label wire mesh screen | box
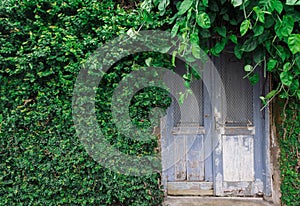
[172,66,203,127]
[219,52,254,126]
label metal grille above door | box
[219,52,253,126]
[172,65,204,127]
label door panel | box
[161,48,266,196]
[213,50,264,196]
[222,135,254,182]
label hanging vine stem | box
[260,83,284,111]
[243,59,264,79]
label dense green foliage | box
[0,0,169,205]
[279,100,300,206]
[1,0,299,205]
[142,0,300,102]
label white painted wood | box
[222,135,254,182]
[186,135,204,181]
[175,135,186,180]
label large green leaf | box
[276,45,287,61]
[230,34,238,44]
[177,0,193,15]
[211,38,227,55]
[240,19,251,36]
[171,22,180,38]
[288,34,300,54]
[275,15,294,39]
[241,38,258,52]
[265,89,277,99]
[286,0,300,5]
[202,0,208,7]
[190,32,199,45]
[280,71,293,86]
[192,44,202,59]
[234,44,243,59]
[196,12,211,29]
[244,65,253,72]
[231,0,243,7]
[249,73,260,85]
[216,26,226,38]
[272,0,283,14]
[253,6,265,23]
[158,0,170,16]
[253,25,264,37]
[267,59,277,71]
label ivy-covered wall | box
[0,0,168,205]
[278,100,300,206]
[1,0,299,205]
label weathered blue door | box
[161,49,271,197]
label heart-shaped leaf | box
[196,12,211,29]
[177,0,193,15]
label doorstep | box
[163,196,274,206]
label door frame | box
[160,52,272,197]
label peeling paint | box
[252,179,264,195]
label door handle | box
[214,116,225,130]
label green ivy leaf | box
[290,79,299,94]
[283,62,291,72]
[253,7,265,23]
[216,26,226,38]
[179,92,185,105]
[211,38,227,55]
[145,57,152,67]
[276,46,287,61]
[177,0,193,15]
[249,73,259,85]
[192,44,201,59]
[267,59,277,71]
[275,15,294,39]
[253,25,264,37]
[241,38,258,52]
[265,89,277,99]
[234,44,243,59]
[171,22,180,38]
[190,32,199,45]
[272,0,283,14]
[196,12,211,29]
[184,81,191,88]
[288,34,300,54]
[158,0,170,16]
[229,34,238,44]
[202,0,208,7]
[231,0,243,7]
[244,65,253,72]
[280,71,293,86]
[286,0,300,5]
[240,19,251,36]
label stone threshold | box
[163,196,274,206]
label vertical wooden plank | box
[166,103,175,181]
[222,135,254,182]
[203,58,213,182]
[174,135,186,180]
[187,134,204,181]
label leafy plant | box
[0,0,167,205]
[141,0,300,103]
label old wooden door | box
[161,49,270,197]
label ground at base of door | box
[163,196,274,206]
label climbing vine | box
[141,0,300,103]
